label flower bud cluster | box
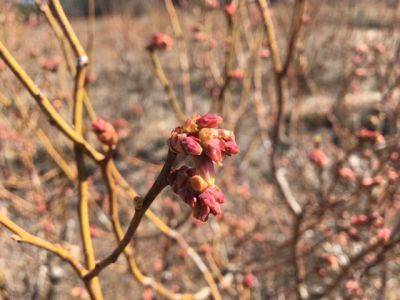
[168,113,239,221]
[170,113,239,164]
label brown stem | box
[216,10,237,115]
[311,234,400,299]
[84,150,177,280]
[101,158,186,300]
[281,0,307,78]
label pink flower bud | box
[339,167,355,182]
[147,32,173,51]
[217,129,235,140]
[259,49,270,59]
[243,274,257,288]
[197,157,216,184]
[153,258,164,273]
[193,201,211,222]
[90,226,105,238]
[182,116,199,133]
[323,254,339,271]
[92,118,118,146]
[373,216,384,228]
[387,169,399,182]
[205,138,223,163]
[193,31,207,42]
[309,149,328,168]
[170,132,187,153]
[92,118,107,133]
[224,3,236,16]
[182,136,203,155]
[361,177,375,188]
[196,113,223,128]
[228,69,245,81]
[221,139,240,155]
[377,228,391,243]
[390,152,399,161]
[199,187,222,216]
[142,288,154,300]
[357,129,385,144]
[346,280,362,296]
[208,185,225,204]
[199,244,212,254]
[169,163,229,222]
[373,43,386,54]
[350,214,369,226]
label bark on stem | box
[84,150,177,280]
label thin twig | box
[148,49,186,123]
[0,41,104,162]
[84,150,177,280]
[164,0,193,114]
[0,214,85,277]
[101,160,187,300]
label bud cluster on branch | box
[168,113,239,221]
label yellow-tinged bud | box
[199,128,219,144]
[182,116,199,133]
[188,175,209,192]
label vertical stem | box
[257,0,307,171]
[291,214,305,299]
[257,0,285,170]
[281,0,307,77]
[49,0,104,296]
[216,9,236,115]
[148,50,186,123]
[48,0,86,57]
[73,59,103,300]
[164,0,193,114]
[87,0,95,92]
